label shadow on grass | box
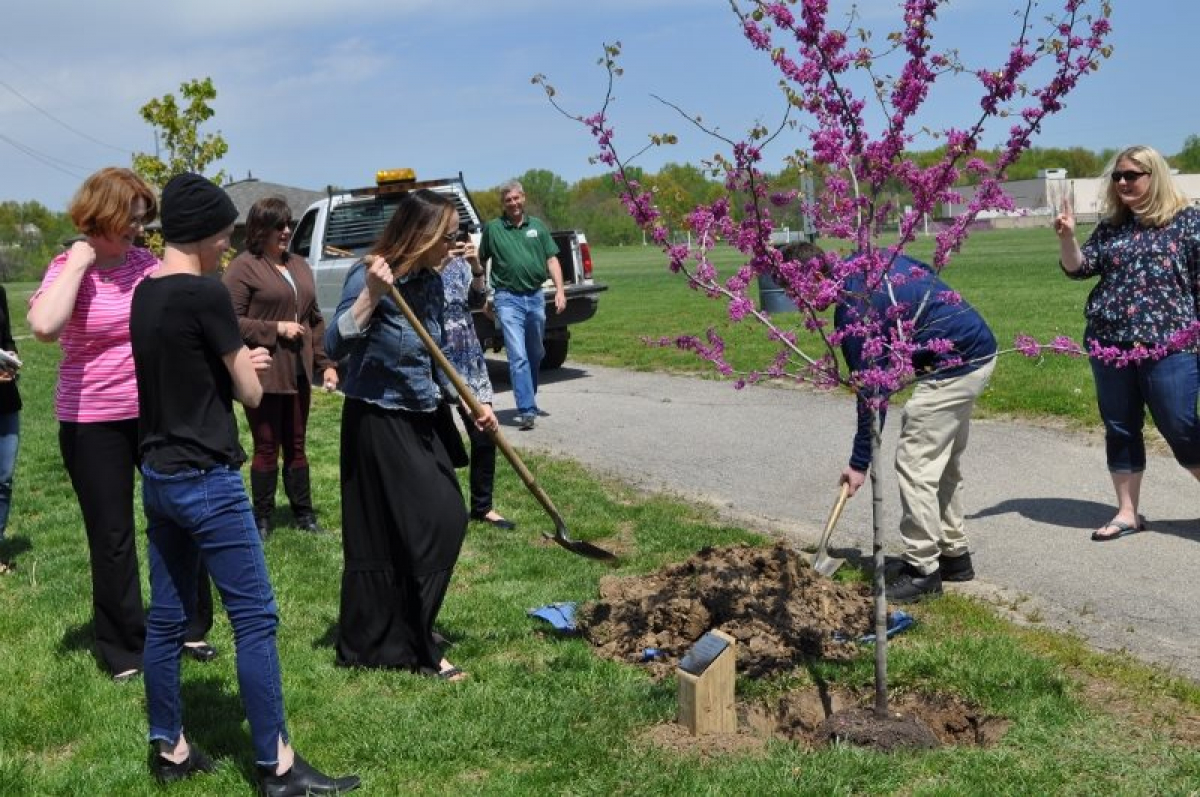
[59,622,94,655]
[0,534,31,561]
[179,675,263,787]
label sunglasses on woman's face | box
[1111,170,1149,184]
[273,221,292,231]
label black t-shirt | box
[130,274,247,474]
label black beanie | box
[160,172,238,243]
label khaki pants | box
[895,358,995,574]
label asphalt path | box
[487,360,1200,684]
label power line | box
[0,132,90,180]
[0,77,132,155]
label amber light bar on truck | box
[376,168,416,184]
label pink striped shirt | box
[33,247,160,423]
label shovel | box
[807,483,849,577]
[384,282,617,563]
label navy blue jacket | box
[835,254,996,471]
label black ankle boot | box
[888,562,943,603]
[149,740,216,783]
[251,468,278,540]
[258,752,360,796]
[282,466,323,533]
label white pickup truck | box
[288,171,606,369]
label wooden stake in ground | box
[676,629,737,735]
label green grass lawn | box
[578,227,1100,427]
[1,249,1198,795]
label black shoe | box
[469,511,516,530]
[259,753,360,796]
[295,514,325,534]
[183,642,218,663]
[888,563,943,603]
[256,516,272,541]
[149,741,216,784]
[938,551,975,582]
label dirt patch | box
[580,543,1011,752]
[580,542,876,679]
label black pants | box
[336,400,466,671]
[60,420,213,675]
[458,406,498,516]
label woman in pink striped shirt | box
[28,168,215,681]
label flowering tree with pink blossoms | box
[537,0,1112,717]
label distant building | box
[946,170,1200,227]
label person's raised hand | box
[1053,193,1075,240]
[276,321,304,340]
[364,255,395,302]
[65,240,97,270]
[247,346,272,372]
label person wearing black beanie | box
[130,173,360,793]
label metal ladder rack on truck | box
[288,169,607,369]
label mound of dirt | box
[579,542,1012,753]
[579,542,878,678]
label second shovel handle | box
[823,482,851,537]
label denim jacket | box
[325,261,459,412]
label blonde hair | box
[369,189,456,277]
[1101,145,1188,228]
[69,167,158,238]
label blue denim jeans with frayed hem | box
[0,412,18,537]
[141,464,289,766]
[494,289,546,416]
[1090,350,1200,472]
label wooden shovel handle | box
[824,482,851,537]
[384,282,565,524]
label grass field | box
[1,237,1198,794]
[576,227,1101,427]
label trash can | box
[757,272,799,314]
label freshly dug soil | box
[577,542,1011,752]
[579,542,877,678]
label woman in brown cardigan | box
[223,197,338,538]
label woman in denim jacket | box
[325,189,497,680]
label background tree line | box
[5,135,1200,280]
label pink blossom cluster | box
[539,1,1113,392]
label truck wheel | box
[541,338,569,370]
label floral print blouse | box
[441,256,494,404]
[1069,206,1200,345]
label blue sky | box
[2,1,1195,211]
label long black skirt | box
[335,398,467,671]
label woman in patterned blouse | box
[440,229,514,530]
[1056,144,1200,541]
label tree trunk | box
[870,410,889,717]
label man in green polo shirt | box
[478,180,565,431]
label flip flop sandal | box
[436,666,467,682]
[1091,517,1145,542]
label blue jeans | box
[1090,351,1200,472]
[0,412,18,536]
[141,465,289,766]
[494,289,545,415]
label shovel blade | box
[544,531,619,563]
[811,553,846,578]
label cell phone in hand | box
[0,350,21,371]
